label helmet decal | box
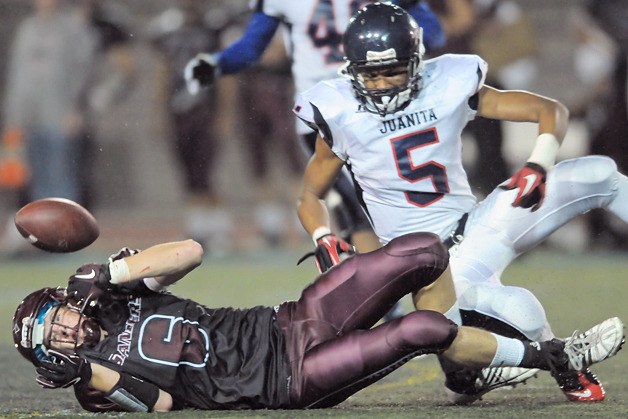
[366,48,397,62]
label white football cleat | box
[563,317,625,371]
[445,367,540,405]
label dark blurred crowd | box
[0,0,625,257]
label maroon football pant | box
[171,103,217,196]
[276,232,458,408]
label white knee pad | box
[555,156,628,223]
[457,284,551,341]
[541,155,627,228]
[554,155,618,194]
[590,157,628,223]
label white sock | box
[489,333,525,367]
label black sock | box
[519,339,567,370]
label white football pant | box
[451,155,628,341]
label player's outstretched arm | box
[121,239,204,287]
[67,240,204,303]
[184,12,280,94]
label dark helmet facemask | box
[44,304,102,356]
[341,56,423,116]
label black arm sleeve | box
[103,373,161,412]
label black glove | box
[499,162,547,211]
[184,53,218,94]
[35,350,92,389]
[298,234,356,273]
[74,382,124,413]
[67,263,113,304]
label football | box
[14,198,99,253]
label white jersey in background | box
[295,54,486,243]
[253,0,366,134]
[254,0,363,100]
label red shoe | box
[557,369,605,402]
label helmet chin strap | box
[337,61,351,78]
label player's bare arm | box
[477,85,570,210]
[66,240,204,304]
[476,85,569,142]
[297,135,345,236]
[121,240,204,287]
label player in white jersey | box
[184,1,445,271]
[295,3,628,403]
[185,0,445,322]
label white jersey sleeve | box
[294,78,356,161]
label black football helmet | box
[13,287,101,367]
[340,2,425,116]
[13,287,67,366]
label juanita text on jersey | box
[379,108,438,134]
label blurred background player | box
[74,0,138,210]
[0,0,97,255]
[570,0,628,250]
[147,0,237,254]
[184,0,445,252]
[236,32,307,246]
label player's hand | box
[312,234,356,273]
[184,53,218,95]
[35,350,92,389]
[500,162,547,211]
[67,263,113,304]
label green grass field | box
[1,246,626,418]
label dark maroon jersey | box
[79,292,291,409]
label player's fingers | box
[511,188,525,207]
[500,178,516,190]
[531,192,545,212]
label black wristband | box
[104,373,160,412]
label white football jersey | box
[294,54,488,243]
[251,0,368,133]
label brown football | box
[14,198,99,253]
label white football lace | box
[563,329,590,371]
